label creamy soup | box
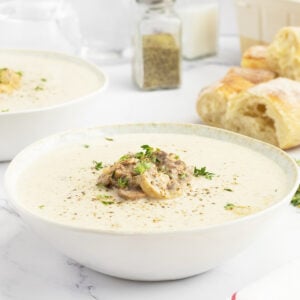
[0,50,103,112]
[16,133,288,232]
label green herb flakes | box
[224,203,235,210]
[83,144,90,148]
[135,145,157,161]
[193,166,215,180]
[291,186,300,208]
[135,152,144,159]
[224,188,233,192]
[93,161,103,170]
[105,137,114,141]
[41,78,47,82]
[34,85,44,91]
[134,162,151,174]
[96,194,112,199]
[119,154,130,162]
[101,201,114,205]
[141,144,154,155]
[1,109,9,112]
[179,173,187,179]
[38,205,45,209]
[117,177,129,188]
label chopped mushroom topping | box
[0,68,22,94]
[97,145,192,200]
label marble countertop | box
[1,36,300,300]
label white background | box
[74,0,238,35]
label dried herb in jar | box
[142,33,180,90]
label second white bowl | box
[0,49,108,161]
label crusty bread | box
[197,77,300,149]
[197,67,276,128]
[267,27,300,81]
[198,26,300,149]
[227,67,276,84]
[241,45,271,71]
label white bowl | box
[4,124,300,281]
[0,49,108,161]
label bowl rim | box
[4,122,300,236]
[0,48,109,116]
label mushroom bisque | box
[15,133,287,232]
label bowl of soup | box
[4,123,299,281]
[0,49,108,161]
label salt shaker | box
[133,0,182,90]
[177,0,219,60]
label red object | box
[231,292,237,300]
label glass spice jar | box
[133,0,182,90]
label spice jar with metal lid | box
[133,0,182,90]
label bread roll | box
[267,27,300,81]
[241,45,271,71]
[197,67,275,128]
[197,77,300,149]
[227,67,276,84]
[226,77,300,149]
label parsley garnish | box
[193,166,215,180]
[135,152,144,159]
[17,71,23,76]
[117,177,129,188]
[224,188,233,192]
[119,154,130,162]
[96,194,112,199]
[291,159,300,208]
[141,145,154,156]
[101,201,114,205]
[38,205,45,209]
[34,85,43,91]
[135,145,157,161]
[41,78,47,82]
[179,173,187,179]
[105,137,114,141]
[224,203,235,210]
[93,161,103,170]
[83,144,90,148]
[134,162,151,174]
[291,186,300,208]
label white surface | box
[235,258,300,300]
[0,36,300,299]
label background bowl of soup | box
[4,123,299,281]
[0,49,108,161]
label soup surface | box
[16,133,287,232]
[0,50,103,112]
